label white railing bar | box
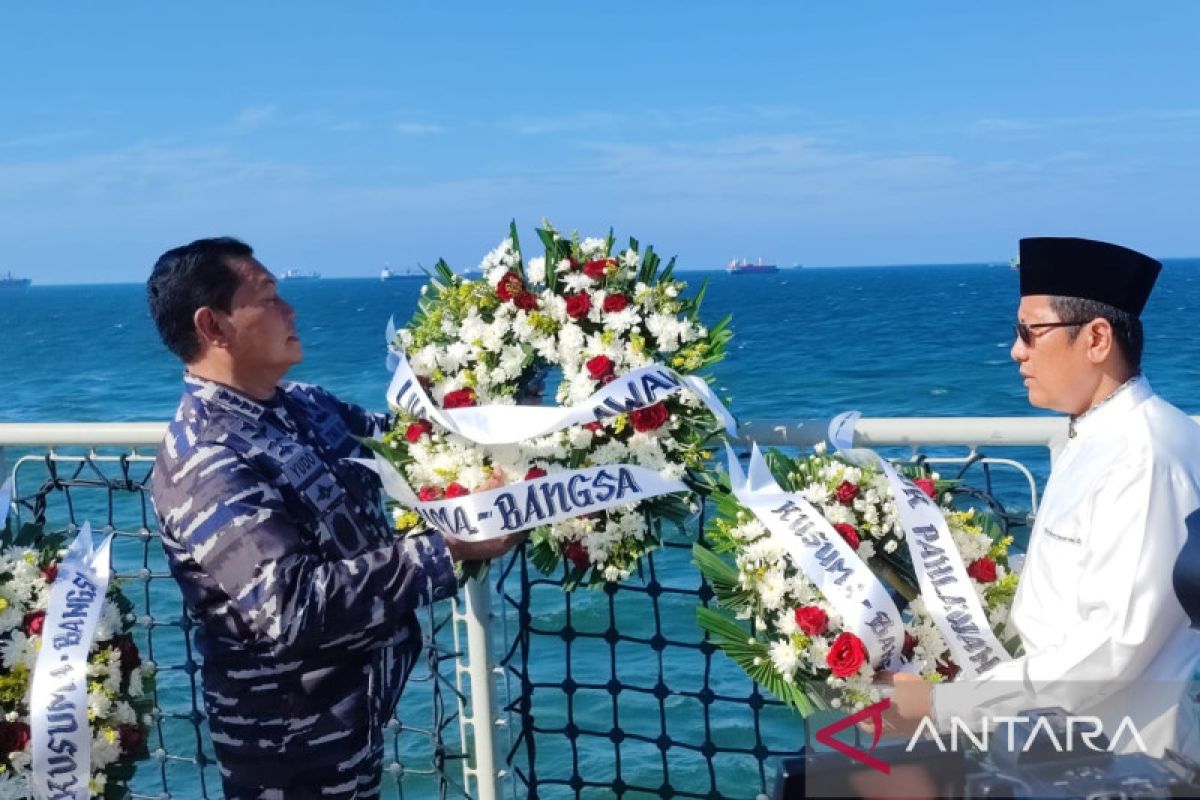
[0,416,1080,449]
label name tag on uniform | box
[283,447,323,486]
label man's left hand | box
[874,671,934,737]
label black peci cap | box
[1018,237,1161,317]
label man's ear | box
[1084,318,1115,365]
[194,307,228,350]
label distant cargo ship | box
[726,258,780,274]
[381,266,395,281]
[0,272,31,288]
[280,269,320,281]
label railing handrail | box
[0,416,1088,450]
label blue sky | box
[2,2,1199,283]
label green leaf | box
[695,607,815,715]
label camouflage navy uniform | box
[152,375,455,799]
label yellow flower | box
[0,598,8,611]
[394,511,421,531]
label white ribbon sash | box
[829,412,1010,678]
[356,454,689,541]
[385,348,737,446]
[30,522,115,800]
[726,444,906,670]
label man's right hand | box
[442,531,526,562]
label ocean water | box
[3,261,1200,798]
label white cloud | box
[229,104,278,133]
[394,121,444,135]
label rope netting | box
[5,449,471,800]
[3,446,1038,799]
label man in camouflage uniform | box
[147,238,520,799]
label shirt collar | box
[184,373,282,422]
[1068,373,1153,440]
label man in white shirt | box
[889,236,1200,759]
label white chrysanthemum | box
[481,238,516,285]
[758,570,788,611]
[0,630,36,671]
[620,248,639,268]
[769,638,801,679]
[645,313,684,352]
[91,727,122,767]
[89,689,114,721]
[526,256,547,284]
[579,237,607,257]
[560,272,594,293]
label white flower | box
[0,630,36,671]
[580,237,607,257]
[526,256,547,284]
[769,639,801,679]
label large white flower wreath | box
[374,221,732,587]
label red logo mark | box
[814,698,892,775]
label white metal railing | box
[0,416,1090,800]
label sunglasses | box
[1013,320,1089,346]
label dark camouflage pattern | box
[152,375,456,797]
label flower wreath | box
[0,514,154,798]
[694,445,1018,714]
[377,221,732,586]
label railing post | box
[453,574,502,800]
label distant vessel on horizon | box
[0,272,31,288]
[381,266,395,281]
[726,258,781,274]
[280,269,320,281]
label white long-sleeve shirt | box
[934,375,1200,758]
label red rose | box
[496,271,524,302]
[833,523,860,550]
[583,259,610,280]
[42,562,58,583]
[418,486,443,502]
[513,291,538,311]
[442,388,476,409]
[967,556,998,583]
[630,402,669,432]
[525,467,548,480]
[564,541,590,569]
[936,659,961,681]
[112,633,142,675]
[826,632,868,678]
[444,483,469,499]
[405,419,433,443]
[903,632,918,659]
[22,610,45,636]
[565,293,592,319]
[914,478,937,498]
[602,293,630,313]
[586,355,615,381]
[835,480,859,506]
[0,721,31,754]
[583,421,603,432]
[793,606,829,636]
[118,724,144,756]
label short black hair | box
[1048,295,1145,373]
[147,237,253,363]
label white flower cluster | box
[385,228,724,583]
[707,450,1017,712]
[0,544,153,794]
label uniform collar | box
[1068,373,1152,440]
[184,373,283,422]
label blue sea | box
[3,261,1200,799]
